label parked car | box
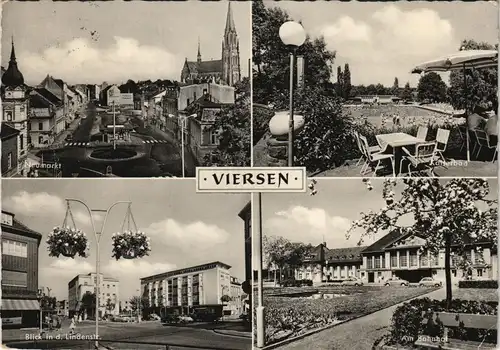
[418,277,442,287]
[65,135,73,142]
[161,314,180,324]
[341,277,363,286]
[147,313,161,321]
[178,315,194,323]
[384,277,409,287]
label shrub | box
[253,104,275,145]
[387,297,498,346]
[458,280,498,289]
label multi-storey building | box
[1,124,20,177]
[228,276,244,317]
[1,40,29,176]
[141,261,242,316]
[1,210,42,328]
[293,230,497,285]
[68,273,120,318]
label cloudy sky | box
[257,178,498,259]
[1,1,250,85]
[268,1,497,87]
[2,180,249,301]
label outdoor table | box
[376,132,424,174]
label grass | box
[262,285,439,344]
[452,288,498,302]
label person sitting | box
[467,105,487,131]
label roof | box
[35,88,62,105]
[325,246,366,263]
[140,261,232,282]
[238,202,251,219]
[1,123,20,140]
[2,42,24,87]
[30,91,54,109]
[53,78,64,89]
[362,229,405,254]
[1,211,43,240]
[186,60,223,74]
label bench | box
[415,311,497,349]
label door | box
[368,272,375,283]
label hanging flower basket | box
[46,227,89,258]
[111,231,151,260]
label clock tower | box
[2,38,29,176]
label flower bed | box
[46,227,89,258]
[458,280,498,289]
[111,231,151,260]
[261,286,438,345]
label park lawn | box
[263,285,439,344]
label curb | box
[212,328,252,339]
[258,288,441,350]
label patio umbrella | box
[411,49,498,161]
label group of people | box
[465,100,498,145]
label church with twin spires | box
[180,2,241,87]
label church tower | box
[2,38,29,176]
[197,37,202,64]
[221,2,241,86]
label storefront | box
[2,298,40,328]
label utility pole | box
[112,101,116,150]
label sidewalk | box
[273,287,446,350]
[52,117,81,147]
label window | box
[193,92,197,101]
[366,258,373,269]
[432,254,439,266]
[451,254,459,267]
[38,136,44,144]
[7,153,13,170]
[209,130,219,145]
[2,270,28,287]
[475,250,484,264]
[381,255,385,269]
[5,111,13,121]
[2,239,28,258]
[477,269,483,277]
[374,257,381,269]
[19,135,23,150]
[399,254,408,267]
[20,106,25,113]
[409,252,418,267]
[38,122,43,131]
[390,254,397,268]
[187,98,190,106]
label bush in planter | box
[387,297,498,346]
[458,280,498,289]
[46,227,89,258]
[111,231,151,260]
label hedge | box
[279,279,314,287]
[387,297,498,346]
[458,280,498,289]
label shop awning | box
[2,299,40,310]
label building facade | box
[1,40,29,176]
[1,124,20,177]
[28,90,56,148]
[1,210,43,328]
[359,231,498,284]
[141,261,242,316]
[180,2,240,86]
[68,273,120,318]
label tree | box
[343,64,351,99]
[119,79,137,94]
[391,77,399,97]
[401,82,413,102]
[105,298,115,315]
[80,292,96,318]
[348,178,497,309]
[417,72,447,103]
[202,77,250,166]
[252,0,336,106]
[336,66,343,98]
[448,40,498,112]
[129,296,142,314]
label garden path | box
[274,287,447,350]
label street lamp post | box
[37,289,44,336]
[279,21,306,167]
[255,192,265,348]
[65,199,132,349]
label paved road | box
[3,321,251,350]
[274,287,447,350]
[36,103,196,177]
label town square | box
[1,179,251,349]
[1,1,250,178]
[253,1,498,177]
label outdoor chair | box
[359,135,395,177]
[399,142,437,177]
[354,131,381,169]
[433,128,450,163]
[474,129,498,162]
[416,126,428,141]
[457,125,468,152]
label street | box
[3,320,251,350]
[35,102,197,177]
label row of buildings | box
[1,40,88,177]
[292,229,497,284]
[1,201,252,328]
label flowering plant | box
[111,231,151,260]
[46,227,89,258]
